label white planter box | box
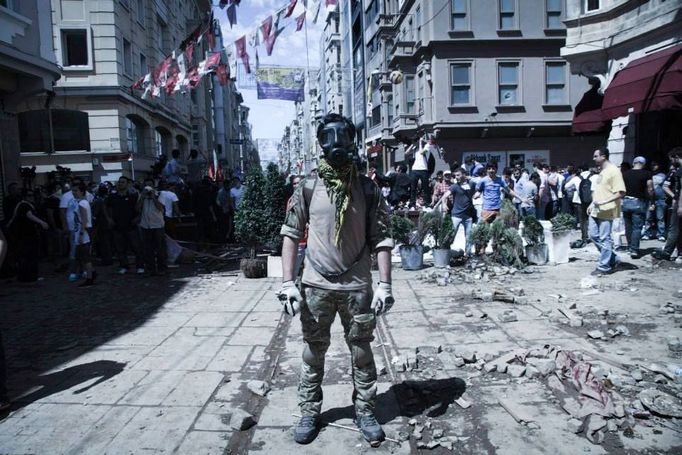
[267,255,283,278]
[552,232,572,264]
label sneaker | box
[117,268,128,275]
[652,250,672,261]
[136,268,145,274]
[0,397,10,412]
[630,252,640,260]
[293,415,320,444]
[658,236,666,242]
[675,257,682,264]
[641,235,651,241]
[591,268,614,276]
[68,273,78,282]
[356,414,385,447]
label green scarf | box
[317,159,357,247]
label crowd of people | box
[0,150,247,285]
[369,144,682,266]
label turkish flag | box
[235,36,250,73]
[295,12,305,31]
[260,16,273,41]
[284,0,297,18]
[216,64,229,85]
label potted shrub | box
[550,213,576,264]
[431,213,455,268]
[470,222,492,256]
[390,214,424,270]
[522,215,548,265]
[490,220,524,267]
[234,167,268,278]
[262,163,288,277]
[500,199,519,229]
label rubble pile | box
[416,260,531,287]
[405,417,469,450]
[450,344,682,445]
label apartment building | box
[16,0,215,183]
[359,0,604,172]
[0,0,61,218]
[319,5,344,116]
[561,0,681,165]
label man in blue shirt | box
[438,168,476,256]
[474,164,525,223]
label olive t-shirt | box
[281,177,393,291]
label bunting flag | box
[260,16,273,42]
[184,42,195,65]
[325,0,337,5]
[152,56,172,87]
[226,3,237,27]
[234,36,250,74]
[295,11,305,31]
[199,52,222,76]
[187,65,201,88]
[265,28,284,56]
[284,0,297,18]
[132,76,144,90]
[165,62,180,94]
[216,64,230,85]
[174,52,187,92]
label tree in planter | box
[437,215,456,250]
[522,215,545,246]
[389,214,415,245]
[234,167,269,259]
[550,213,576,235]
[470,222,491,256]
[500,199,519,229]
[262,163,288,254]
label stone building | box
[0,0,61,218]
[346,0,605,173]
[319,5,344,116]
[561,0,681,165]
[18,0,215,183]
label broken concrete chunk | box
[426,441,440,449]
[654,374,668,384]
[229,409,257,431]
[432,428,444,439]
[498,310,518,323]
[456,349,477,363]
[638,388,682,418]
[667,336,682,353]
[507,364,526,378]
[567,418,583,434]
[455,397,471,409]
[408,418,418,426]
[525,365,541,379]
[465,311,474,318]
[631,369,643,382]
[246,380,270,397]
[453,357,466,367]
[569,318,584,328]
[528,359,556,376]
[483,362,497,373]
[587,330,604,339]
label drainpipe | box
[44,91,55,154]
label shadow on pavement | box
[320,377,467,425]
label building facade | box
[561,0,681,165]
[349,0,605,173]
[0,0,61,218]
[319,5,344,116]
[17,0,216,183]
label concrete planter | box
[399,245,423,270]
[267,255,283,278]
[432,248,451,268]
[552,232,571,264]
[240,258,267,278]
[525,244,549,265]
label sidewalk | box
[0,243,680,454]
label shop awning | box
[602,43,682,119]
[572,85,611,134]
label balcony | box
[388,41,416,67]
[376,14,396,36]
[325,32,341,51]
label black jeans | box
[141,228,167,273]
[113,228,143,269]
[0,328,7,400]
[575,203,589,241]
[410,170,431,205]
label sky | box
[213,0,325,145]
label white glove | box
[276,280,302,316]
[371,282,394,316]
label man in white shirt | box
[158,182,180,238]
[137,180,167,276]
[71,182,95,287]
[409,139,431,207]
[59,176,94,281]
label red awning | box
[602,43,682,119]
[572,85,611,134]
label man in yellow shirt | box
[587,147,626,275]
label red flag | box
[284,0,297,18]
[226,4,237,27]
[187,66,200,88]
[132,76,144,90]
[216,64,230,85]
[184,42,194,64]
[295,11,305,31]
[205,52,221,69]
[235,36,250,74]
[265,30,279,56]
[325,0,337,5]
[260,16,273,41]
[165,63,180,94]
[152,56,172,85]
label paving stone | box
[229,409,257,431]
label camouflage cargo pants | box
[298,285,377,417]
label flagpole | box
[303,4,312,175]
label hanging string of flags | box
[130,0,338,100]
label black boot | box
[293,415,320,444]
[356,414,385,447]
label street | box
[0,242,680,454]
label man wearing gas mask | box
[278,113,394,447]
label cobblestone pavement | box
[0,240,680,454]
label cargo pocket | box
[348,313,376,343]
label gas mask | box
[318,121,357,168]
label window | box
[405,75,415,114]
[137,0,145,23]
[139,53,146,77]
[387,94,394,124]
[545,61,567,104]
[157,16,167,52]
[451,0,468,30]
[192,125,200,147]
[499,0,516,30]
[61,29,89,66]
[371,106,381,127]
[450,62,471,105]
[0,0,14,9]
[546,0,562,28]
[123,38,132,75]
[497,62,519,105]
[18,110,91,152]
[585,0,599,12]
[120,0,130,9]
[415,5,422,41]
[126,118,138,154]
